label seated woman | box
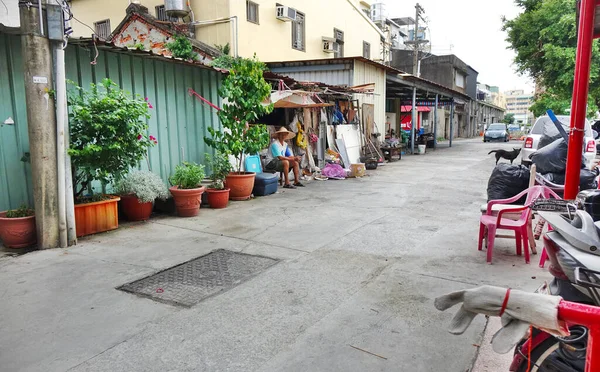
[265,127,305,189]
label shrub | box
[205,152,232,190]
[169,162,205,190]
[68,79,156,197]
[4,205,34,218]
[166,34,199,61]
[115,171,169,203]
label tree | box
[502,113,516,124]
[204,56,273,172]
[503,0,600,116]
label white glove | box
[434,286,568,354]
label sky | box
[384,0,535,93]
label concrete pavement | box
[0,138,550,371]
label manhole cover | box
[118,250,279,307]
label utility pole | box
[20,0,60,249]
[409,3,426,76]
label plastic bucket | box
[418,145,426,155]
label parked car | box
[521,115,596,168]
[483,123,509,142]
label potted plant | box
[169,162,206,217]
[205,152,232,209]
[205,56,273,201]
[115,171,169,221]
[68,79,157,236]
[0,205,36,248]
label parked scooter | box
[510,193,600,371]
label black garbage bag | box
[541,172,565,185]
[538,133,563,150]
[530,139,569,174]
[487,164,531,203]
[580,169,598,190]
[540,170,597,190]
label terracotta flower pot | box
[74,195,120,237]
[206,188,230,209]
[224,172,256,201]
[120,194,153,221]
[169,186,205,217]
[0,212,37,248]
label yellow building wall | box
[353,60,386,136]
[69,0,231,45]
[69,0,162,37]
[70,0,383,63]
[228,0,383,62]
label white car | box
[521,115,596,169]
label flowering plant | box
[68,78,156,197]
[115,171,169,203]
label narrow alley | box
[0,139,548,372]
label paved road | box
[0,138,549,372]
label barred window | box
[292,12,305,51]
[155,5,179,22]
[94,19,111,39]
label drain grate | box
[118,249,279,307]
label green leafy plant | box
[5,205,34,218]
[133,42,145,51]
[215,42,231,56]
[68,78,156,198]
[204,56,273,172]
[210,54,236,69]
[169,162,205,190]
[166,34,199,61]
[205,152,232,190]
[115,170,169,203]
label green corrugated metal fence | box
[0,33,33,211]
[0,33,223,210]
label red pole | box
[564,0,597,199]
[558,300,600,371]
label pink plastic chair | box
[479,186,561,264]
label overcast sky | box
[385,0,535,93]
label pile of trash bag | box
[530,139,571,174]
[487,164,531,203]
[531,138,597,190]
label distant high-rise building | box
[505,90,535,124]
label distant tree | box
[502,113,516,124]
[503,0,600,117]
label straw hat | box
[272,127,296,140]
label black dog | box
[488,148,521,165]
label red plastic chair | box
[479,186,561,264]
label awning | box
[400,105,431,112]
[270,91,333,108]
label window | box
[155,5,179,22]
[292,11,305,51]
[94,19,111,39]
[246,1,259,24]
[334,28,344,58]
[363,41,371,59]
[455,71,465,88]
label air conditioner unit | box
[276,5,297,22]
[322,37,337,53]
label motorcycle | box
[510,192,600,371]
